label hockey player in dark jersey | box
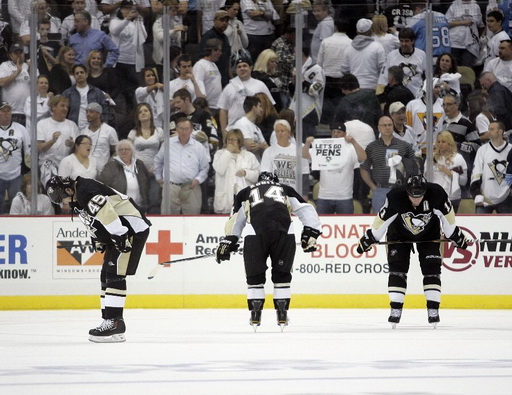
[356,174,468,328]
[46,175,151,342]
[216,171,322,331]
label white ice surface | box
[1,309,511,395]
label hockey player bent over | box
[216,172,322,331]
[356,175,468,328]
[46,175,151,342]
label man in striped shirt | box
[360,115,419,213]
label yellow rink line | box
[1,294,511,310]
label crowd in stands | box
[1,0,512,216]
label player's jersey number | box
[249,185,286,207]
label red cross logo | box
[146,230,183,266]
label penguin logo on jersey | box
[0,137,20,160]
[401,211,433,235]
[487,159,507,184]
[398,62,419,87]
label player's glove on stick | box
[301,226,321,252]
[448,226,468,249]
[216,235,239,263]
[111,233,132,253]
[92,237,106,253]
[357,229,377,254]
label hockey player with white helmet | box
[216,171,321,331]
[356,174,468,328]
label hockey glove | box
[90,237,106,253]
[301,226,322,253]
[448,226,468,249]
[216,235,239,264]
[111,233,132,253]
[357,229,377,254]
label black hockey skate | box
[427,309,440,328]
[388,308,402,329]
[249,300,264,332]
[275,300,289,332]
[89,318,126,343]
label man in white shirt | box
[378,28,427,97]
[318,17,352,124]
[218,57,275,139]
[0,102,30,214]
[484,39,512,93]
[169,54,207,103]
[231,96,269,161]
[154,118,209,214]
[0,44,33,126]
[192,38,223,112]
[81,102,119,173]
[37,96,80,186]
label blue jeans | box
[316,198,354,214]
[371,187,391,214]
[475,196,512,214]
[0,175,22,214]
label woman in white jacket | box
[212,129,260,213]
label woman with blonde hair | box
[371,14,399,54]
[252,49,283,111]
[432,131,468,212]
[212,129,260,213]
[48,46,75,94]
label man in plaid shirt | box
[271,27,295,108]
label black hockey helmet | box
[258,171,279,183]
[406,174,427,197]
[46,175,74,204]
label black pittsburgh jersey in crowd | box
[225,180,321,237]
[73,177,151,244]
[371,182,456,242]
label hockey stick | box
[147,247,246,279]
[147,253,216,280]
[377,238,512,246]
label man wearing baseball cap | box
[217,55,274,139]
[340,18,386,91]
[0,44,32,126]
[302,122,366,214]
[388,101,420,156]
[199,10,231,87]
[81,102,119,173]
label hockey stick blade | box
[377,238,512,246]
